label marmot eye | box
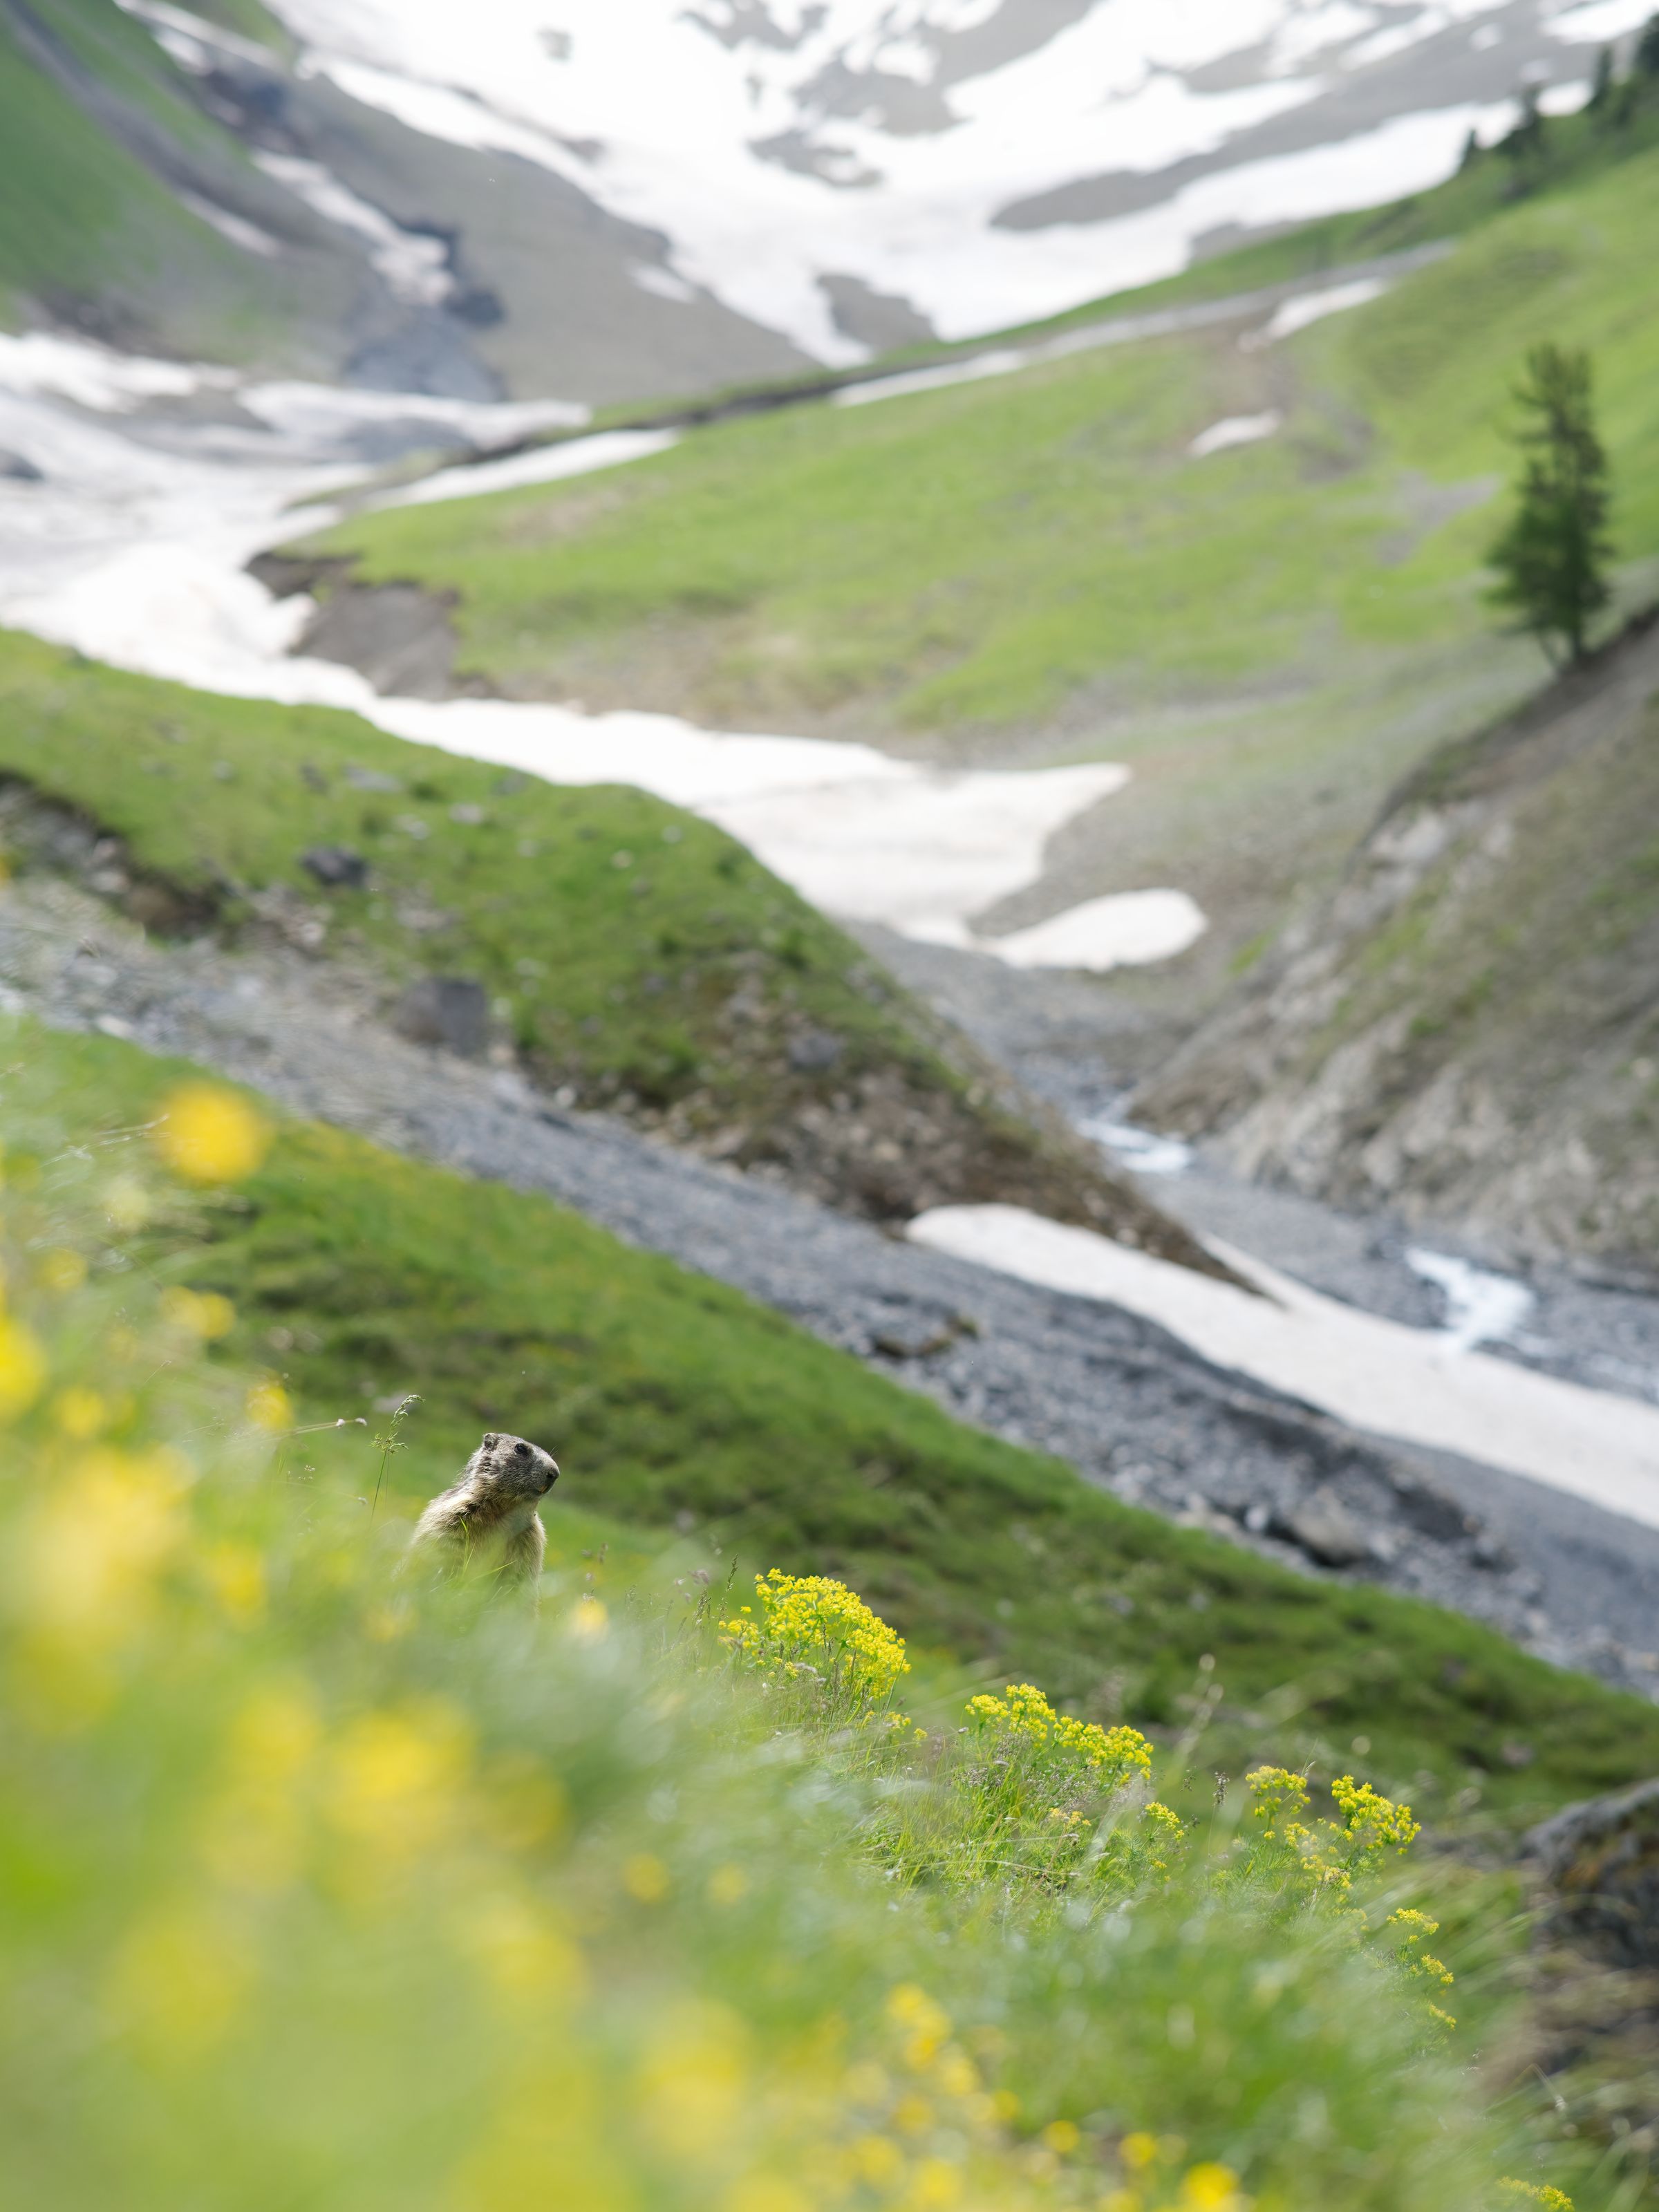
[514,1441,529,1459]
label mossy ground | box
[12,1015,1659,1828]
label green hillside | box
[0,0,341,360]
[0,1091,1606,2209]
[306,122,1659,976]
[0,628,1208,1255]
[10,1014,1659,1823]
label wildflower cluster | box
[967,1683,1153,1793]
[723,1568,912,1712]
[1388,1909,1457,2034]
[1245,1768,1420,1900]
[959,1684,1181,1897]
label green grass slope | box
[0,0,343,359]
[0,628,1210,1256]
[306,122,1659,980]
[2,1109,1604,2211]
[10,1014,1659,1824]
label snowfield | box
[247,0,1600,356]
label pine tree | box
[1587,44,1617,113]
[1486,345,1614,668]
[1637,13,1659,75]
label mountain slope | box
[1139,610,1659,1277]
[0,0,812,397]
[0,626,1218,1261]
[16,1012,1659,1815]
[256,0,1620,357]
[299,116,1659,1013]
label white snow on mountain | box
[238,0,1618,360]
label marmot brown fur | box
[406,1432,559,1595]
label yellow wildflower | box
[160,1286,236,1340]
[623,1853,671,1902]
[722,1568,910,1705]
[37,1248,88,1294]
[0,1313,45,1421]
[151,1082,272,1184]
[245,1379,292,1432]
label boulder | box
[395,975,490,1058]
[1528,1777,1659,1968]
[301,845,368,890]
[788,1029,844,1075]
[1279,1486,1372,1568]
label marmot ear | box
[482,1432,500,1450]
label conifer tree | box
[1486,344,1614,668]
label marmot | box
[406,1431,559,1595]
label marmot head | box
[468,1432,559,1502]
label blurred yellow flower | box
[727,2179,812,2212]
[1122,2135,1159,2171]
[24,1447,190,1644]
[152,1083,272,1185]
[708,1861,750,1906]
[851,2135,905,2186]
[1182,2164,1244,2211]
[160,1286,236,1340]
[570,1594,609,1639]
[906,2159,964,2209]
[201,1540,267,1628]
[38,1247,88,1294]
[105,1904,254,2062]
[0,1315,46,1421]
[640,2005,747,2158]
[325,1701,473,1859]
[1044,2121,1080,2155]
[53,1387,107,1440]
[457,1892,585,2007]
[245,1379,292,1432]
[623,1852,670,1903]
[103,1176,153,1232]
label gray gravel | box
[6,870,1659,1703]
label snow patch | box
[908,1204,1659,1530]
[254,153,453,304]
[252,1,1533,353]
[1242,274,1389,346]
[0,332,233,413]
[1190,411,1282,458]
[978,889,1208,970]
[377,428,680,509]
[1405,1247,1535,1354]
[1546,0,1657,40]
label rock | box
[1279,1486,1372,1568]
[1528,1777,1659,1967]
[0,449,44,482]
[394,975,490,1058]
[301,845,368,890]
[789,1030,844,1074]
[343,765,403,794]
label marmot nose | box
[543,1461,560,1494]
